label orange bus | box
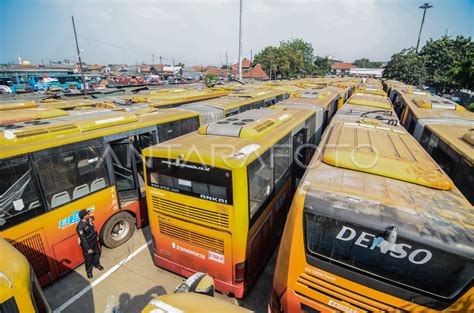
[270,91,473,312]
[0,108,203,285]
[143,106,318,298]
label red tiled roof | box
[87,64,104,70]
[206,68,230,76]
[331,63,355,70]
[243,64,269,80]
[192,65,208,72]
[232,58,252,69]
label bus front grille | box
[152,197,229,228]
[158,220,224,254]
[14,234,50,278]
[296,273,399,312]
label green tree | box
[313,56,331,76]
[203,74,218,87]
[420,35,473,92]
[253,38,313,78]
[383,48,427,85]
[280,38,314,75]
[353,58,383,68]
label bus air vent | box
[322,122,453,190]
[296,273,398,312]
[158,220,224,254]
[253,120,275,132]
[152,197,229,228]
[14,128,49,138]
[462,130,474,146]
[14,234,50,278]
[48,123,79,133]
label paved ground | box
[44,226,275,313]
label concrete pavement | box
[44,226,274,313]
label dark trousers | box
[83,240,101,275]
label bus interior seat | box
[91,178,106,192]
[51,191,71,208]
[73,184,90,199]
[28,200,41,211]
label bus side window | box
[0,156,45,230]
[273,135,291,190]
[180,116,200,134]
[248,150,273,223]
[35,144,110,210]
[157,121,180,142]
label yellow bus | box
[143,107,318,298]
[0,99,38,111]
[119,88,230,108]
[0,237,51,312]
[270,93,473,312]
[419,123,473,205]
[0,108,203,285]
[278,86,346,142]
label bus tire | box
[101,211,135,248]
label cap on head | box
[78,209,89,220]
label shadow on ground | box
[118,285,167,312]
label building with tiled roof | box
[242,64,269,80]
[232,58,252,70]
[331,62,356,75]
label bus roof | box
[0,238,30,303]
[119,89,230,107]
[0,100,38,111]
[346,93,392,109]
[0,108,198,158]
[0,107,68,124]
[322,120,452,190]
[427,123,474,165]
[143,107,315,169]
[281,87,340,110]
[401,93,472,121]
[302,122,473,258]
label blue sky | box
[0,0,472,66]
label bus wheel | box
[101,211,135,248]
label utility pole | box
[238,0,243,80]
[225,52,228,69]
[159,56,163,72]
[250,49,253,63]
[269,61,272,81]
[152,54,155,65]
[415,3,433,53]
[71,16,87,98]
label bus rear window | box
[146,157,233,205]
[304,213,473,299]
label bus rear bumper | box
[153,253,245,298]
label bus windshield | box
[146,157,233,205]
[304,213,473,299]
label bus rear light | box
[234,261,245,284]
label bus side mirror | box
[174,272,215,297]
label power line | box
[76,33,196,66]
[77,33,152,56]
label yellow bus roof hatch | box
[322,122,453,190]
[198,109,292,139]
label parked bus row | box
[0,80,332,286]
[140,79,358,297]
[385,81,473,205]
[270,86,473,312]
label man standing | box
[76,209,104,278]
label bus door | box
[106,128,157,224]
[109,138,140,207]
